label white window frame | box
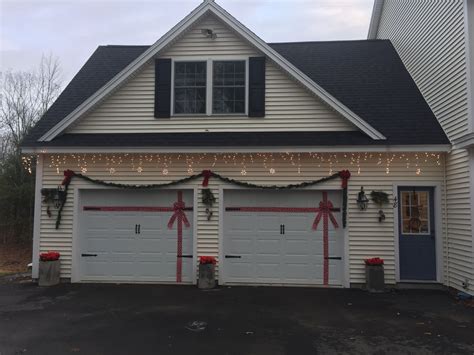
[170,56,249,117]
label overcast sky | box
[1,0,374,85]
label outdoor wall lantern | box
[54,185,66,209]
[356,187,369,211]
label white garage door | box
[223,190,344,286]
[78,189,193,283]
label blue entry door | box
[398,187,436,281]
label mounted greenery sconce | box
[41,186,67,218]
[356,187,369,211]
[201,188,216,221]
[370,190,390,222]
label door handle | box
[177,255,193,258]
[135,224,138,234]
[138,224,140,234]
[225,255,242,259]
[81,253,98,257]
[325,256,342,260]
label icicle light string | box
[21,152,442,176]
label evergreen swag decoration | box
[40,188,56,218]
[201,188,216,206]
[54,169,351,229]
[202,188,216,221]
[370,191,390,206]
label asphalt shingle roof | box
[22,40,449,148]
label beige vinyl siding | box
[376,0,473,293]
[377,1,469,140]
[67,14,355,134]
[39,153,445,285]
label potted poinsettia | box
[38,251,61,286]
[198,256,216,289]
[364,257,385,292]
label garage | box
[77,189,194,283]
[223,190,344,286]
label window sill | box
[170,114,249,119]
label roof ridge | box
[269,39,390,45]
[100,45,151,48]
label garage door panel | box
[82,261,109,277]
[225,261,254,281]
[226,215,254,231]
[79,189,194,283]
[255,236,280,254]
[224,190,343,286]
[282,215,309,232]
[85,239,111,253]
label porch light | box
[356,187,369,211]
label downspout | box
[443,152,449,288]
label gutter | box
[21,145,452,154]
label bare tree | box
[0,54,62,150]
[0,54,62,245]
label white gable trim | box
[39,0,386,142]
[368,0,385,39]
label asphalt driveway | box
[0,282,473,355]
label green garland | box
[55,169,350,229]
[370,190,390,206]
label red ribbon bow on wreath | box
[62,169,75,185]
[312,200,339,230]
[201,170,212,187]
[167,201,191,229]
[339,170,351,189]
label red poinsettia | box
[40,251,61,262]
[199,256,217,265]
[364,257,384,266]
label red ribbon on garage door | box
[167,191,191,283]
[225,191,339,286]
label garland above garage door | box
[52,169,351,229]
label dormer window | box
[212,61,246,114]
[174,61,207,114]
[166,57,263,118]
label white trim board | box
[38,0,385,142]
[368,0,385,39]
[31,155,44,279]
[22,145,451,154]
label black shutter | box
[154,58,172,118]
[248,57,265,117]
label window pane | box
[235,87,245,100]
[213,60,246,114]
[174,101,184,114]
[174,61,206,114]
[196,88,206,101]
[175,63,186,74]
[400,191,430,235]
[234,101,245,113]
